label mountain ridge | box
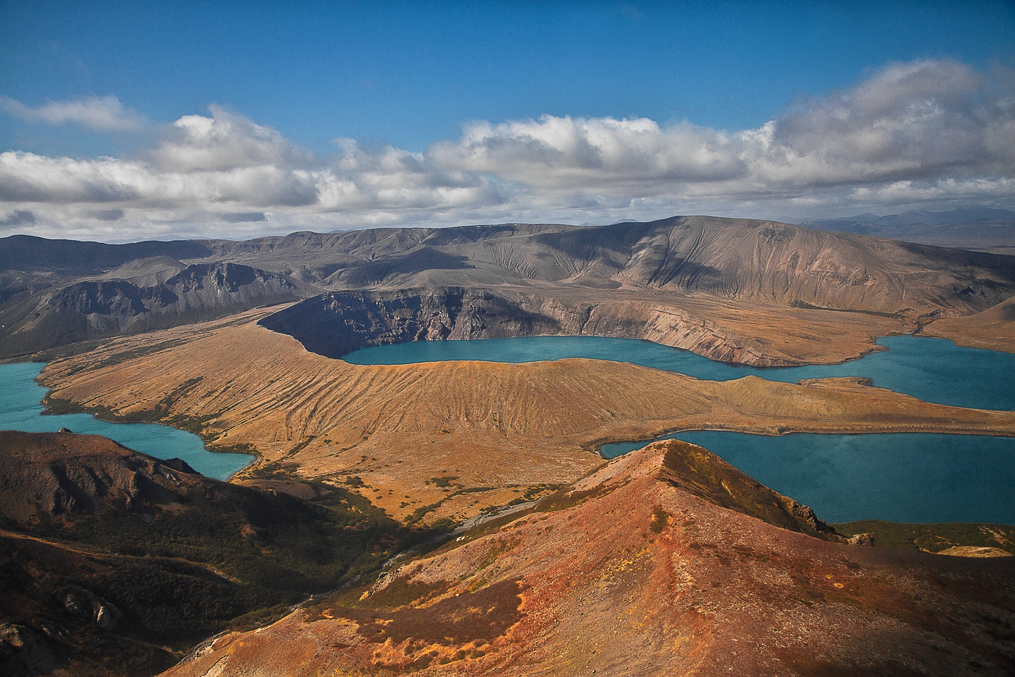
[159,440,1015,677]
[5,215,1014,361]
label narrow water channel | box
[0,362,253,481]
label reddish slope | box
[162,441,1015,676]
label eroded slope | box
[5,216,1015,360]
[38,310,1015,523]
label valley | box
[34,307,1015,524]
[2,216,1015,675]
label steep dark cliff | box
[258,288,562,359]
[0,262,299,358]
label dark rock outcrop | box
[258,287,561,359]
[62,588,122,629]
[0,624,58,677]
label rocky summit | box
[161,440,1015,677]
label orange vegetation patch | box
[158,441,1015,676]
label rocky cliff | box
[258,287,562,359]
[260,286,804,365]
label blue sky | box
[1,0,1013,241]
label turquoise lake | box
[346,334,1015,411]
[0,362,253,481]
[3,334,1013,522]
[347,334,1015,524]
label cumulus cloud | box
[429,116,745,189]
[151,105,313,172]
[431,59,1013,198]
[0,95,147,132]
[758,60,1015,184]
[1,59,1012,240]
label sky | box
[1,0,1013,242]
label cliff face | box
[260,286,863,366]
[0,262,299,357]
[258,288,562,359]
[159,440,1015,677]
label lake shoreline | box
[0,362,255,481]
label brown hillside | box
[0,431,435,677]
[923,295,1015,353]
[6,216,1015,359]
[160,441,1015,677]
[39,309,1015,523]
[200,217,1015,315]
[0,431,202,525]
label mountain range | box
[2,215,1015,676]
[802,208,1015,252]
[3,215,1014,362]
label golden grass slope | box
[923,295,1015,353]
[39,309,1015,522]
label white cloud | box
[429,59,1013,196]
[151,105,312,172]
[1,59,1013,241]
[0,95,147,132]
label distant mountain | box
[838,208,1015,227]
[3,215,1015,360]
[802,208,1015,251]
[0,261,300,358]
[0,234,213,274]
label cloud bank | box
[1,59,1012,240]
[0,95,147,132]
